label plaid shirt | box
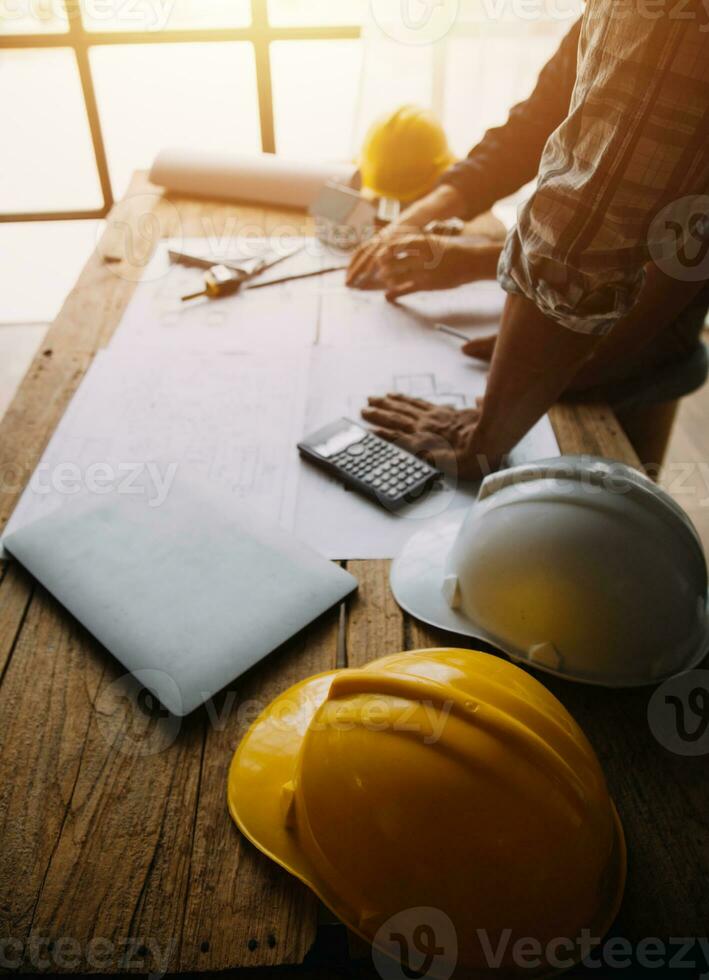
[494,0,709,334]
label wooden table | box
[1,174,706,977]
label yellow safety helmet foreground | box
[359,105,456,203]
[228,649,626,978]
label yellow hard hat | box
[228,648,626,977]
[359,105,456,203]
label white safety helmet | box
[391,457,709,687]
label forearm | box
[396,184,467,228]
[471,294,601,460]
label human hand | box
[374,237,503,301]
[346,184,468,290]
[461,335,497,362]
[346,223,424,290]
[360,393,495,481]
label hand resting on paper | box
[360,393,496,481]
[349,233,503,301]
[371,236,503,302]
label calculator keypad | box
[330,433,437,502]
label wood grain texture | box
[345,561,404,666]
[0,561,33,679]
[549,402,640,464]
[178,609,341,973]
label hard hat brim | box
[390,507,489,639]
[390,508,709,688]
[227,670,336,899]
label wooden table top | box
[0,173,706,976]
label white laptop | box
[3,472,356,715]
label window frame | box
[0,0,361,222]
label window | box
[0,0,362,221]
[2,0,582,222]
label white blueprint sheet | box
[110,237,506,354]
[297,345,558,558]
[111,238,341,353]
[4,239,559,559]
[1,349,309,558]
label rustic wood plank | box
[179,606,341,973]
[0,561,33,679]
[0,587,103,957]
[549,402,640,464]
[345,560,405,667]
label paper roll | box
[149,148,358,210]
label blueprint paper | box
[294,344,559,559]
[4,238,559,560]
[1,348,310,558]
[109,237,506,355]
[109,238,331,353]
[318,278,506,348]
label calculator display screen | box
[312,423,366,458]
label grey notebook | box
[4,474,356,715]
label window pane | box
[80,0,251,31]
[268,0,365,26]
[272,40,361,160]
[0,0,67,34]
[444,30,573,156]
[90,42,261,198]
[0,49,102,213]
[0,220,102,321]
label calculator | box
[298,418,441,510]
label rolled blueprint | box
[149,148,358,210]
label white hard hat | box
[391,457,709,687]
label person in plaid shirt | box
[350,0,709,474]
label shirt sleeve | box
[498,0,709,334]
[439,19,581,219]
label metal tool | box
[182,261,348,302]
[433,322,470,342]
[170,242,303,276]
[181,264,246,302]
[176,242,305,301]
[245,264,348,290]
